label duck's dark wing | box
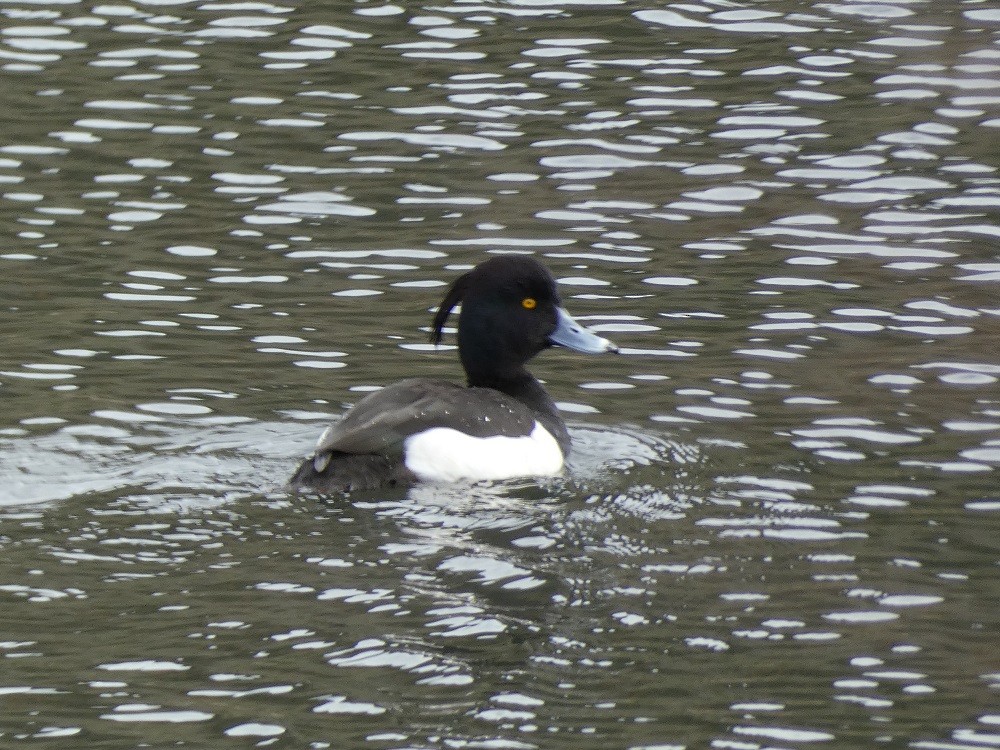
[312,378,537,459]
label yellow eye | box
[521,297,537,310]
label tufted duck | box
[290,255,618,492]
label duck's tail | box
[288,451,407,494]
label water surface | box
[1,0,998,748]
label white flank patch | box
[403,422,563,482]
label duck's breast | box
[402,421,563,482]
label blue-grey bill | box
[549,307,619,354]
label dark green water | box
[1,1,998,747]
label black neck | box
[465,367,570,453]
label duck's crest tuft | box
[431,270,471,345]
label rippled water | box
[2,0,999,747]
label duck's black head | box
[431,255,616,386]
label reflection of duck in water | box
[291,255,618,493]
